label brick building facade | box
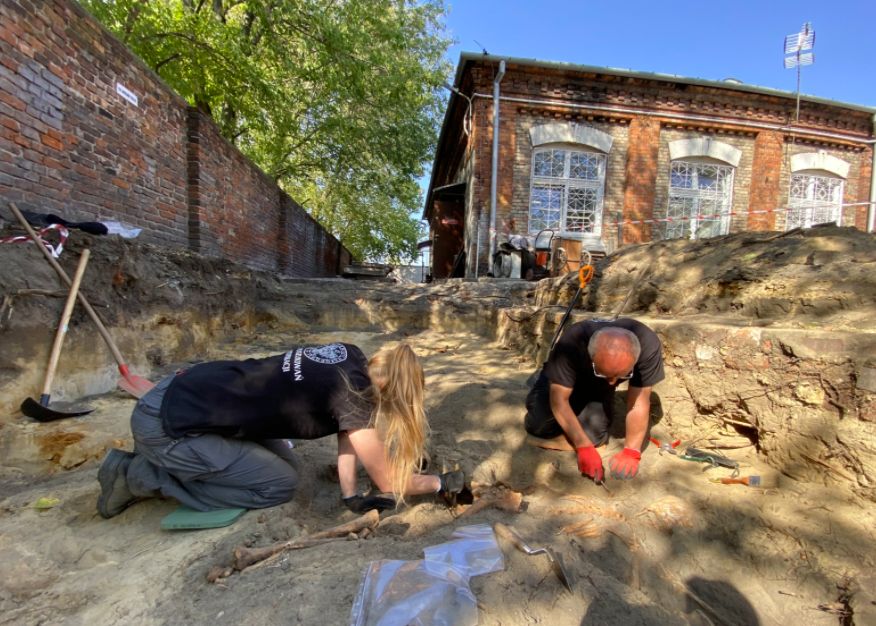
[425,54,876,279]
[0,0,350,276]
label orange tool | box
[710,475,761,487]
[649,436,681,455]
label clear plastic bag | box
[349,524,505,626]
[421,523,504,578]
[349,559,477,626]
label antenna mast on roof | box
[784,22,815,123]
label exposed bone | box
[206,565,233,584]
[231,510,379,572]
[456,484,523,518]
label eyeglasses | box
[592,362,634,381]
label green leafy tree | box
[83,0,450,262]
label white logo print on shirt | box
[304,343,348,365]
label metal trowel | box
[493,522,573,591]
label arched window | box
[529,146,606,236]
[528,123,612,238]
[787,153,849,230]
[666,139,741,240]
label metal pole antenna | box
[795,59,801,122]
[784,23,814,125]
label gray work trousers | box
[125,375,299,511]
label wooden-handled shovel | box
[21,248,95,421]
[9,202,155,398]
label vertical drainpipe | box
[869,114,876,233]
[488,60,506,267]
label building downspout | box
[869,114,876,233]
[488,60,506,267]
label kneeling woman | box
[97,343,463,517]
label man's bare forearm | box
[549,383,592,448]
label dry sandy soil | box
[0,223,875,625]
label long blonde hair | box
[367,344,428,502]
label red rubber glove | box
[576,445,604,482]
[609,448,642,480]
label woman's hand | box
[438,470,466,495]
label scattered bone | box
[634,495,695,531]
[550,495,626,521]
[559,518,604,538]
[456,483,524,518]
[226,510,379,576]
[206,565,234,584]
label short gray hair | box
[588,327,641,361]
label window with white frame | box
[787,172,844,229]
[666,160,734,240]
[529,147,605,237]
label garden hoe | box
[20,248,94,421]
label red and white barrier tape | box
[607,202,874,227]
[0,223,69,258]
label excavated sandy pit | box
[1,226,874,625]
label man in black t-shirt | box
[525,318,664,482]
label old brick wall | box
[0,0,189,248]
[0,0,349,276]
[622,117,659,244]
[190,110,281,268]
[748,131,785,230]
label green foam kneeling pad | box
[160,505,246,530]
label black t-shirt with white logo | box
[542,318,664,411]
[160,343,373,439]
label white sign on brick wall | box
[116,82,139,106]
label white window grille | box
[666,160,734,240]
[787,173,844,229]
[528,147,605,237]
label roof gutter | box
[488,60,506,265]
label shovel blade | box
[21,396,93,422]
[118,374,155,399]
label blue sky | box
[440,0,876,107]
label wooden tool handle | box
[493,522,531,554]
[41,249,90,399]
[9,203,127,368]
